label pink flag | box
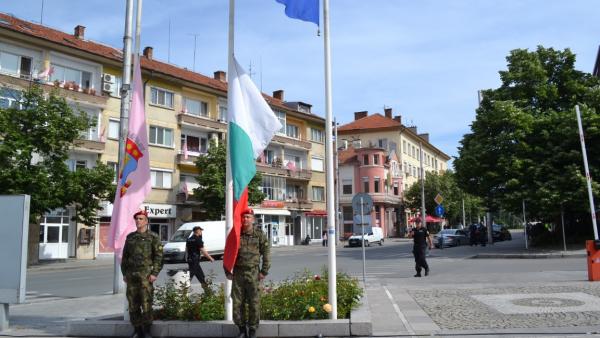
[182,182,189,199]
[108,56,151,260]
[183,139,189,160]
[37,66,54,79]
[99,127,106,142]
[286,160,297,172]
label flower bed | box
[153,269,362,321]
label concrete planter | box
[67,294,371,337]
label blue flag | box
[276,0,319,26]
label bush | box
[153,269,363,321]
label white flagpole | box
[114,0,134,296]
[225,0,235,322]
[323,0,338,319]
[575,105,599,240]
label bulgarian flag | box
[223,55,282,273]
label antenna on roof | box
[40,0,44,25]
[248,60,256,80]
[189,33,200,71]
[168,18,171,63]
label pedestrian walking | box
[408,219,432,277]
[322,230,328,246]
[225,208,271,338]
[186,226,215,290]
[121,210,163,338]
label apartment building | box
[0,13,326,260]
[337,109,450,234]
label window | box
[50,64,92,89]
[362,177,369,193]
[275,111,286,134]
[353,139,362,148]
[150,87,174,108]
[403,140,407,154]
[261,175,285,200]
[0,52,32,78]
[393,183,399,195]
[0,87,22,109]
[107,161,118,184]
[374,177,380,193]
[378,138,387,149]
[75,160,87,171]
[151,169,172,188]
[373,154,379,165]
[363,155,369,165]
[286,124,299,139]
[184,97,208,117]
[389,141,397,152]
[435,159,438,170]
[108,119,120,139]
[181,134,208,154]
[342,179,352,195]
[149,126,173,147]
[310,128,324,143]
[109,76,123,97]
[218,99,227,121]
[263,149,276,164]
[412,145,416,158]
[311,157,324,172]
[286,183,304,201]
[312,186,325,201]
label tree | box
[403,171,484,226]
[454,47,600,234]
[193,139,265,220]
[0,85,114,224]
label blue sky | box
[2,0,600,163]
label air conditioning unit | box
[103,73,115,83]
[102,82,116,93]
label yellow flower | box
[323,303,332,313]
[308,306,316,313]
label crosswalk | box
[25,291,72,303]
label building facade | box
[0,13,326,260]
[338,109,451,236]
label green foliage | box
[454,46,600,234]
[153,269,363,321]
[193,139,265,220]
[0,85,114,223]
[404,171,484,226]
[261,269,363,320]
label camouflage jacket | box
[235,227,270,275]
[121,230,163,277]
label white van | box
[163,221,226,263]
[347,227,384,247]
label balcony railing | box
[272,134,312,150]
[339,193,402,205]
[73,138,105,153]
[176,153,201,165]
[178,113,226,132]
[256,162,312,180]
[284,199,313,210]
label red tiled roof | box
[338,113,400,133]
[0,12,323,121]
[338,146,358,165]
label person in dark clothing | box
[186,226,214,290]
[408,219,432,277]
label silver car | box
[433,229,469,248]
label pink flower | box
[314,274,321,281]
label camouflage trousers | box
[126,272,154,326]
[232,266,261,330]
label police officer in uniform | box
[186,226,214,289]
[225,208,270,338]
[121,210,163,338]
[408,218,432,277]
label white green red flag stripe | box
[223,55,282,273]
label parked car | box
[163,221,226,263]
[433,229,469,248]
[468,223,487,246]
[492,224,512,242]
[348,227,384,247]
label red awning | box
[305,210,327,217]
[408,215,443,223]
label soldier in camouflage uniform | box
[121,210,163,338]
[225,208,270,338]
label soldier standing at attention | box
[408,218,432,277]
[225,208,270,338]
[121,210,163,338]
[186,225,214,290]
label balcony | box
[285,199,313,210]
[73,138,105,154]
[272,134,312,150]
[178,113,226,132]
[256,162,312,181]
[176,153,202,166]
[339,193,402,206]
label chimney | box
[273,90,284,101]
[354,111,368,120]
[419,133,430,142]
[143,46,153,60]
[384,108,392,119]
[74,25,85,39]
[408,126,417,134]
[393,115,402,124]
[214,71,226,82]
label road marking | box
[383,285,415,335]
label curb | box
[471,253,586,259]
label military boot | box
[248,328,257,338]
[143,324,153,338]
[236,325,248,338]
[130,326,143,338]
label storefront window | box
[307,216,326,239]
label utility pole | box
[334,119,341,246]
[419,142,426,229]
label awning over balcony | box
[253,208,291,216]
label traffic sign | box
[352,193,373,215]
[434,193,443,205]
[435,204,445,217]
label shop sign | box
[261,201,285,208]
[143,204,177,218]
